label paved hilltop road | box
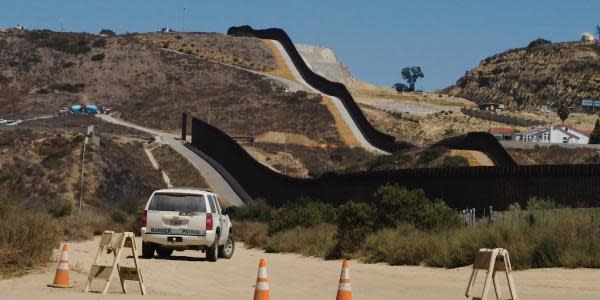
[95,114,246,207]
[1,237,599,299]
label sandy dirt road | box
[1,237,599,300]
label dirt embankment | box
[152,144,208,187]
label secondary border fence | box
[189,116,600,209]
[462,207,600,227]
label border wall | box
[227,25,516,166]
[191,117,600,210]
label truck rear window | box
[148,193,206,212]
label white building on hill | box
[516,126,590,144]
[582,32,595,42]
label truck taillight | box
[142,210,147,228]
[206,213,213,230]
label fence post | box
[542,209,545,224]
[489,206,493,225]
[554,207,557,224]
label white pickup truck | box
[140,188,234,261]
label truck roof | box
[153,187,214,195]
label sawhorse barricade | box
[465,248,518,300]
[84,231,146,295]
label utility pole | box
[284,139,288,175]
[227,111,231,134]
[207,100,211,124]
[79,136,89,212]
[252,124,255,147]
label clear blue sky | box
[2,0,600,91]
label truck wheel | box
[156,247,173,258]
[207,234,219,262]
[218,235,235,259]
[142,242,155,258]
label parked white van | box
[141,188,234,261]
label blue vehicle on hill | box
[85,105,99,114]
[69,105,83,113]
[68,104,99,114]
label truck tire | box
[156,247,173,258]
[142,242,155,258]
[207,233,219,262]
[218,235,235,259]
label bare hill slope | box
[443,40,600,108]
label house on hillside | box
[479,103,505,113]
[515,126,590,144]
[582,32,595,43]
[490,127,514,140]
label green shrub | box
[228,198,272,222]
[268,197,336,234]
[25,55,41,64]
[48,200,73,218]
[48,82,85,93]
[335,201,375,254]
[421,200,463,230]
[98,29,116,36]
[111,209,128,224]
[417,147,443,165]
[442,155,468,167]
[528,38,552,48]
[444,128,457,136]
[92,39,106,48]
[527,197,559,210]
[91,53,105,61]
[374,185,430,228]
[584,153,600,163]
[62,61,75,68]
[367,151,407,170]
[373,184,462,231]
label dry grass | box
[143,32,276,72]
[234,222,269,249]
[0,203,61,277]
[508,147,600,165]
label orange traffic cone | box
[253,259,270,300]
[47,244,74,288]
[336,260,352,300]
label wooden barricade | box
[465,248,518,300]
[84,231,146,295]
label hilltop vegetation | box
[444,40,600,108]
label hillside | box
[444,40,600,108]
[0,120,164,218]
[0,29,377,177]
